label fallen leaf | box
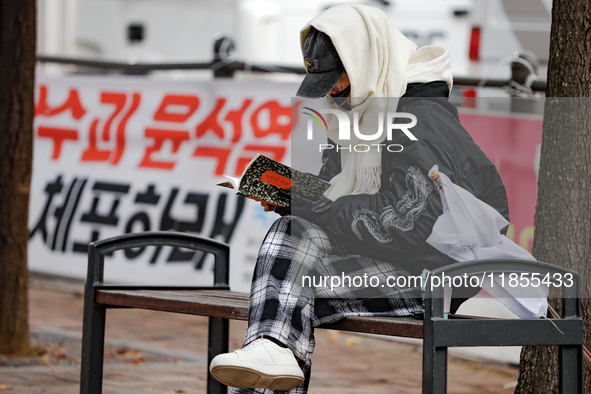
[0,384,11,390]
[327,330,340,343]
[116,348,133,355]
[503,381,518,389]
[345,336,361,346]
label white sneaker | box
[209,338,305,390]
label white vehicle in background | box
[39,0,474,76]
[467,0,551,80]
[38,0,550,82]
[234,0,473,77]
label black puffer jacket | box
[315,81,509,275]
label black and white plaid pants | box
[232,216,421,394]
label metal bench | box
[79,231,583,394]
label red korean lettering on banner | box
[193,97,254,176]
[196,98,226,139]
[154,94,199,123]
[250,100,292,140]
[196,98,253,143]
[193,147,232,175]
[233,100,300,175]
[193,98,296,176]
[81,92,140,164]
[140,128,191,170]
[35,85,86,119]
[225,99,252,143]
[35,85,87,160]
[140,94,197,170]
[228,100,299,176]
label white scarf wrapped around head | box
[300,5,453,200]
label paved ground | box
[0,275,520,393]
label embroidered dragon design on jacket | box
[351,166,433,243]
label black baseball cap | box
[296,28,345,99]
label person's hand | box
[260,201,276,212]
[259,190,292,216]
[261,200,291,216]
[260,189,291,214]
[273,189,333,223]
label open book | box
[217,154,331,207]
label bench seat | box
[80,231,583,394]
[95,289,424,338]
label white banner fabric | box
[30,74,300,292]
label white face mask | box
[330,85,351,110]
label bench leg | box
[80,288,107,394]
[559,345,583,394]
[207,317,229,394]
[423,344,448,394]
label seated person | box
[209,4,509,394]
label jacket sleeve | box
[325,162,445,258]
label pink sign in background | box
[460,111,543,253]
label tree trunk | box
[515,0,591,392]
[0,0,36,355]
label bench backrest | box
[87,231,230,286]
